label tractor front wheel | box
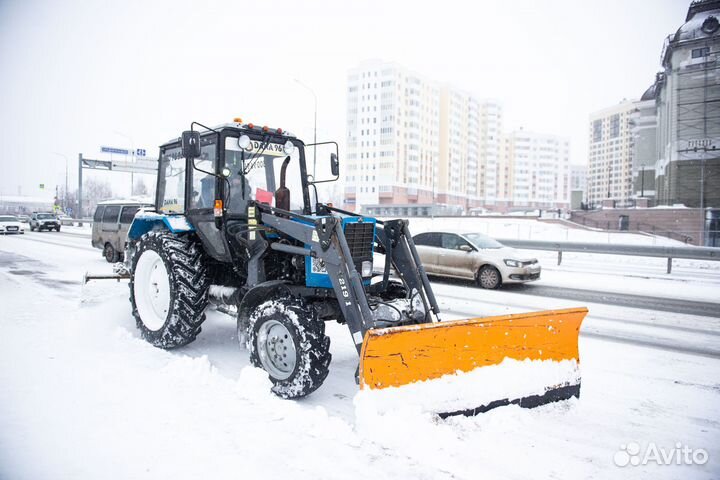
[247,297,331,399]
[129,231,210,348]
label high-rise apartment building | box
[587,100,636,206]
[570,164,588,197]
[344,60,439,212]
[437,88,482,209]
[345,60,569,214]
[505,130,570,209]
[479,101,504,206]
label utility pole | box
[53,152,69,212]
[78,153,83,221]
[700,157,705,211]
[114,131,135,195]
[607,163,612,200]
[294,79,318,178]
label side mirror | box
[182,131,201,159]
[330,152,339,177]
[459,244,473,253]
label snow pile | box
[354,358,579,417]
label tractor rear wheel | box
[248,297,331,399]
[129,231,210,348]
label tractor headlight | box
[504,259,521,267]
[283,140,295,155]
[361,260,372,277]
[238,135,251,150]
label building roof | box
[674,0,720,43]
[687,0,720,21]
[640,83,657,101]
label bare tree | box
[134,178,148,196]
[84,178,113,217]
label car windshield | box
[37,213,55,219]
[465,233,504,249]
[0,216,17,221]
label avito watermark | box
[614,442,709,467]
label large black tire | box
[477,265,501,289]
[104,243,120,263]
[247,297,331,399]
[129,231,210,348]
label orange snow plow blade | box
[359,307,587,417]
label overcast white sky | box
[0,0,689,199]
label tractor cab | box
[151,121,336,266]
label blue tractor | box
[121,120,586,415]
[124,120,437,399]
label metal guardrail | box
[496,239,720,274]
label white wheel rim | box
[134,249,171,331]
[256,320,297,380]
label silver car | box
[413,231,541,289]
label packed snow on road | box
[1,226,718,479]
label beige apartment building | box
[344,60,439,213]
[587,100,636,206]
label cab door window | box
[157,146,186,214]
[190,136,218,210]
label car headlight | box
[504,259,521,267]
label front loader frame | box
[251,202,441,353]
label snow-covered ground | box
[1,230,719,479]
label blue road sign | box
[101,146,130,155]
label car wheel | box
[104,243,120,263]
[477,265,501,289]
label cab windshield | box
[224,136,305,213]
[37,213,55,220]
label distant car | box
[0,215,25,234]
[412,231,541,289]
[29,212,61,232]
[92,201,153,262]
[17,215,30,224]
[57,214,74,226]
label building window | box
[592,119,602,143]
[610,114,620,138]
[692,47,710,58]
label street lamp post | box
[294,79,318,177]
[52,152,68,212]
[114,131,135,195]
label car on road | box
[29,212,61,232]
[412,231,541,289]
[57,214,74,226]
[92,201,153,262]
[0,215,25,234]
[17,215,30,224]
